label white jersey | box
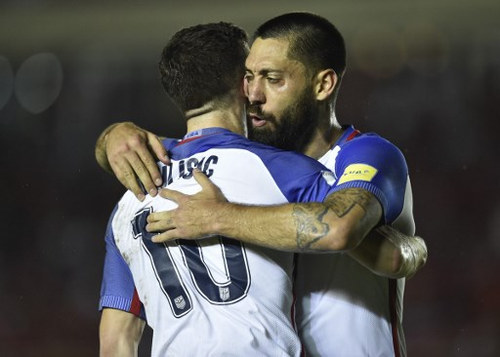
[295,126,415,357]
[100,128,338,356]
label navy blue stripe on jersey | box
[331,132,408,224]
[166,128,336,204]
[99,204,146,320]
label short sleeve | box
[332,135,409,223]
[99,205,145,320]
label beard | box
[247,87,318,153]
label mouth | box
[248,114,267,128]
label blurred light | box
[403,23,450,76]
[350,24,406,79]
[0,56,14,111]
[14,52,63,114]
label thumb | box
[158,187,186,203]
[193,169,217,191]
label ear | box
[313,69,337,101]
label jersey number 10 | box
[132,208,251,318]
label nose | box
[245,78,265,105]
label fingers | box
[158,187,187,202]
[124,150,159,197]
[110,157,146,201]
[151,230,178,243]
[192,169,227,202]
[105,123,167,199]
[144,133,168,187]
[111,150,156,200]
[147,211,174,231]
[147,132,170,165]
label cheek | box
[266,90,293,116]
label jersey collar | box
[178,127,233,146]
[334,125,361,147]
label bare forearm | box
[213,202,331,252]
[99,308,145,357]
[349,225,428,279]
[100,337,139,357]
[212,189,381,252]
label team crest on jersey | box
[337,164,378,184]
[219,287,230,301]
[174,295,187,310]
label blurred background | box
[1,0,499,355]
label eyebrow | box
[245,68,284,76]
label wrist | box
[211,201,236,237]
[95,122,125,173]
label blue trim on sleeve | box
[99,204,145,319]
[330,180,388,216]
[99,295,133,311]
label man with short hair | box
[98,13,426,357]
[100,22,314,356]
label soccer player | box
[99,21,387,356]
[97,13,427,357]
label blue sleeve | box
[332,134,409,223]
[99,205,146,320]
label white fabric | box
[112,147,312,357]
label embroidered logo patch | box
[337,164,378,184]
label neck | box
[184,98,246,137]
[302,111,344,160]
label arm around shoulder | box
[210,187,383,253]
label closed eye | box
[267,77,281,84]
[244,73,254,83]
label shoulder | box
[332,131,412,224]
[337,132,408,176]
[236,142,334,203]
[343,132,405,159]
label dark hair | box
[254,12,346,78]
[159,22,248,112]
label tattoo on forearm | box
[293,204,330,249]
[325,188,373,217]
[292,189,374,250]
